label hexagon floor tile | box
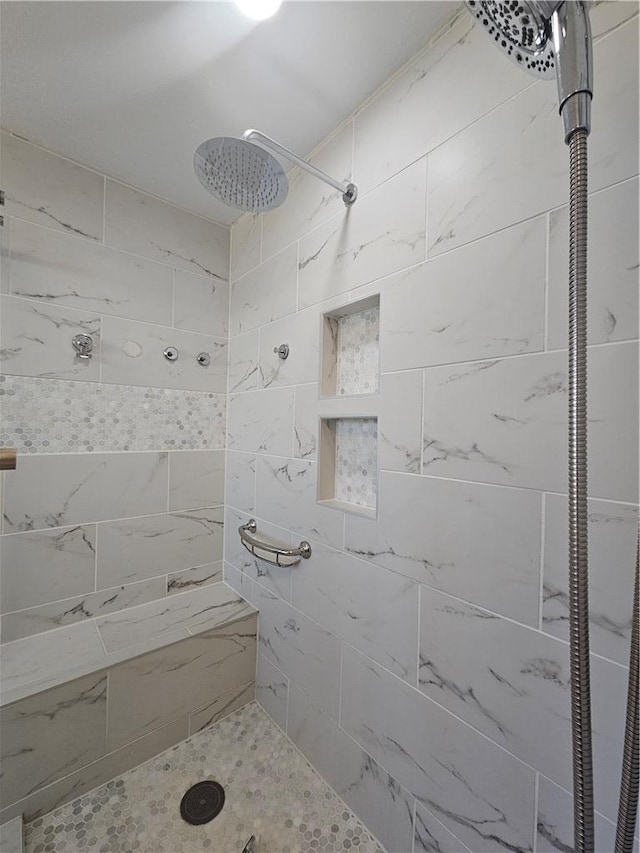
[25,702,384,853]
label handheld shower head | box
[466,0,593,143]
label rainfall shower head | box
[466,0,593,143]
[194,129,357,214]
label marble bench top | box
[0,582,257,708]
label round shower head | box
[194,137,288,213]
[466,0,556,79]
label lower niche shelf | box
[318,417,378,518]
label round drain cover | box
[180,781,225,825]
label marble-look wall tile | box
[0,294,101,382]
[1,133,104,241]
[345,471,541,626]
[9,218,173,325]
[0,215,10,294]
[293,383,319,460]
[168,449,225,511]
[298,159,426,310]
[287,684,414,853]
[167,561,222,595]
[223,560,255,605]
[256,652,289,731]
[258,305,321,389]
[548,177,639,348]
[418,589,629,822]
[224,507,293,602]
[0,673,107,808]
[230,213,261,283]
[2,452,168,533]
[96,507,223,588]
[173,269,229,338]
[228,330,260,393]
[378,371,422,474]
[104,180,229,282]
[0,815,22,853]
[101,315,226,393]
[382,217,546,370]
[225,451,256,513]
[255,456,344,549]
[427,19,639,255]
[1,577,165,643]
[106,612,256,749]
[341,645,536,853]
[414,802,472,853]
[254,584,341,720]
[227,387,294,457]
[230,243,297,336]
[422,342,639,501]
[543,495,638,665]
[0,524,96,612]
[189,681,255,734]
[353,12,529,195]
[291,539,418,681]
[262,124,353,261]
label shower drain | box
[180,780,225,825]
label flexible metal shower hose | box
[568,128,595,853]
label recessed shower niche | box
[320,295,380,397]
[318,416,378,517]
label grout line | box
[93,523,99,593]
[543,211,551,351]
[416,584,422,690]
[101,176,106,245]
[532,772,540,853]
[538,493,547,632]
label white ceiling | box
[0,0,458,225]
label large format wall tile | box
[345,471,541,626]
[173,269,229,338]
[230,243,297,336]
[167,562,222,595]
[168,450,225,511]
[341,645,536,853]
[422,342,639,501]
[2,452,168,533]
[378,371,422,474]
[0,524,96,613]
[298,159,426,310]
[188,681,255,734]
[96,507,224,588]
[1,133,104,241]
[414,802,472,853]
[225,507,293,602]
[101,316,226,393]
[9,218,173,325]
[230,214,261,283]
[104,180,229,281]
[256,653,289,731]
[227,388,294,457]
[536,776,621,853]
[228,330,259,393]
[543,495,639,665]
[258,306,321,389]
[0,294,101,382]
[225,451,256,513]
[382,217,546,370]
[0,673,107,808]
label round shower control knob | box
[163,346,179,361]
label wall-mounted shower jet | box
[194,129,357,213]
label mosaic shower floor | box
[25,702,384,853]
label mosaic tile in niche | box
[0,375,226,453]
[336,307,379,396]
[335,418,378,510]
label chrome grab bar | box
[238,519,311,567]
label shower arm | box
[242,129,358,205]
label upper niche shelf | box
[321,294,380,397]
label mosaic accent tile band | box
[0,375,226,453]
[335,417,378,510]
[336,306,379,396]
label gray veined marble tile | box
[228,330,260,392]
[0,132,104,241]
[382,217,546,371]
[291,538,419,681]
[543,495,639,665]
[0,524,96,613]
[0,672,107,809]
[414,802,473,852]
[104,179,229,281]
[2,452,168,533]
[0,214,10,295]
[227,387,294,457]
[96,507,224,588]
[230,213,261,283]
[224,506,293,602]
[418,588,630,822]
[230,243,297,336]
[9,218,173,325]
[0,294,101,382]
[0,576,166,643]
[293,383,319,460]
[168,449,225,511]
[256,652,289,731]
[0,815,23,853]
[253,584,341,720]
[341,644,536,853]
[167,562,222,595]
[258,305,321,389]
[173,269,229,337]
[378,371,422,474]
[255,455,345,550]
[548,177,639,349]
[189,681,255,734]
[422,342,639,502]
[298,158,426,310]
[223,560,255,606]
[101,315,227,393]
[225,451,256,513]
[345,471,541,626]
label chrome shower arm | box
[242,129,357,205]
